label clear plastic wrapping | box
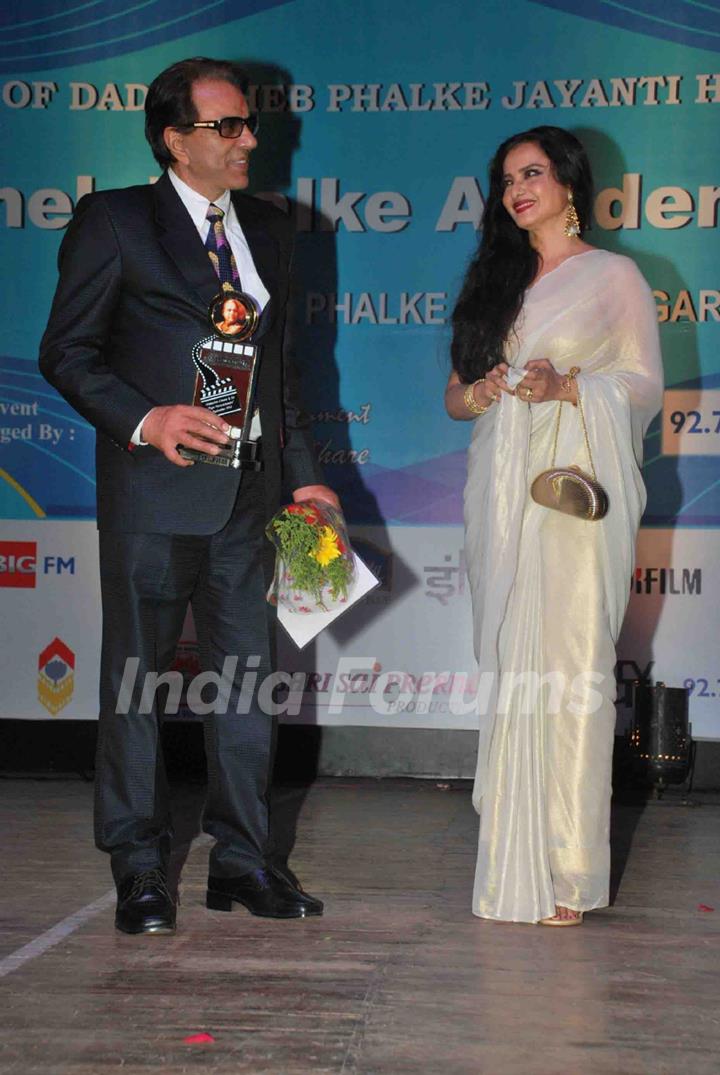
[266,500,356,614]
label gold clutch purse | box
[530,389,609,521]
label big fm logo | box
[633,566,702,595]
[0,541,75,588]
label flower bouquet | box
[266,499,356,614]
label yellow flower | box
[313,526,342,567]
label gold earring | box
[565,192,581,237]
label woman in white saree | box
[446,127,663,925]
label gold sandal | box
[539,909,584,927]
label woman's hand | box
[445,370,504,419]
[485,362,515,401]
[515,359,572,404]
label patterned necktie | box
[205,203,241,289]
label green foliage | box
[270,510,353,607]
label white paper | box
[276,554,380,649]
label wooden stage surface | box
[0,777,718,1074]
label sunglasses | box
[188,114,260,139]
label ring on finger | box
[523,386,534,400]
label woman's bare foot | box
[539,905,584,926]
[555,905,581,921]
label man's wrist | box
[130,408,155,447]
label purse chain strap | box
[549,372,597,480]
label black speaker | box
[630,682,693,789]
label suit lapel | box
[231,193,281,338]
[153,172,219,312]
[231,194,279,291]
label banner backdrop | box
[1,1,718,736]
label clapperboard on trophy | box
[178,288,263,470]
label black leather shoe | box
[115,869,176,935]
[268,865,324,915]
[206,868,323,918]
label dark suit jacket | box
[39,171,324,534]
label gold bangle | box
[463,379,489,416]
[561,366,581,394]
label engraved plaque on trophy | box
[178,289,263,470]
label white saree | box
[464,250,663,922]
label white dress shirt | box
[132,168,268,445]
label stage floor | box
[0,777,718,1074]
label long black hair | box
[451,126,593,383]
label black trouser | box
[95,470,275,883]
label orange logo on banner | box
[38,637,75,715]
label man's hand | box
[292,484,340,509]
[141,405,232,467]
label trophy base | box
[177,440,263,471]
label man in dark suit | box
[40,57,338,934]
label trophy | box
[178,289,263,470]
